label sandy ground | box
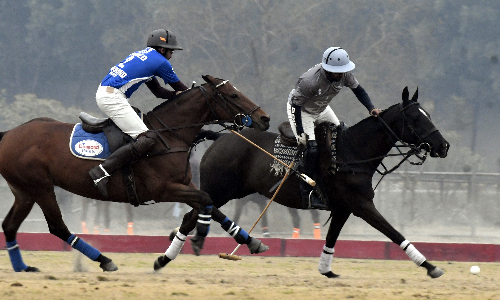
[0,251,499,300]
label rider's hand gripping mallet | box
[228,130,315,186]
[218,162,295,261]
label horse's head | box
[383,87,449,158]
[201,75,270,131]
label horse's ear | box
[411,87,418,102]
[402,86,409,104]
[202,75,211,84]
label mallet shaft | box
[221,162,295,259]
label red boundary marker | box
[1,233,499,262]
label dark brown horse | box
[0,75,270,272]
[170,87,450,278]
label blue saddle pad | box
[69,124,112,160]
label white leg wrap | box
[318,245,334,274]
[165,232,187,260]
[400,240,426,266]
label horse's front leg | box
[318,206,351,278]
[192,207,269,256]
[353,200,444,278]
[169,206,269,257]
[154,182,213,271]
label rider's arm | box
[169,80,188,91]
[145,77,177,99]
[351,85,375,112]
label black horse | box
[163,87,450,278]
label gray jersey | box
[288,64,359,114]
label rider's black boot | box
[89,131,157,198]
[300,141,327,210]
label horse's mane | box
[151,76,226,113]
[150,85,204,112]
[348,102,400,132]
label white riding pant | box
[96,85,148,139]
[286,101,340,141]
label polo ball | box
[470,266,480,275]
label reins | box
[142,77,258,184]
[334,102,434,190]
[144,79,256,154]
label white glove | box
[297,133,308,146]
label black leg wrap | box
[196,205,212,237]
[221,218,249,244]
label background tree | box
[1,0,499,171]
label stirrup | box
[89,164,111,198]
[92,165,110,185]
[308,191,327,210]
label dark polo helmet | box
[147,29,183,50]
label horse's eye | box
[230,94,238,99]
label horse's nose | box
[439,142,450,158]
[260,115,270,130]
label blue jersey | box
[101,47,180,98]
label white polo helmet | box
[321,47,355,73]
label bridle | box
[199,78,260,130]
[367,102,440,188]
[378,102,438,161]
[335,102,440,189]
[145,77,260,152]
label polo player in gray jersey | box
[287,47,382,209]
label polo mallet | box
[228,129,315,187]
[218,161,295,261]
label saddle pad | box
[271,128,337,177]
[69,124,112,160]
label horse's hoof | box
[169,227,180,242]
[190,236,205,256]
[23,266,40,272]
[248,237,269,254]
[321,271,339,278]
[100,260,118,272]
[428,267,444,278]
[154,255,171,271]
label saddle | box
[278,121,340,174]
[79,112,135,152]
[79,111,140,207]
[277,121,343,208]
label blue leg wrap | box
[66,234,101,261]
[221,217,249,244]
[6,240,28,272]
[196,205,212,237]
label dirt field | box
[0,251,499,300]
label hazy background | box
[0,0,499,242]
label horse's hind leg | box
[2,193,39,272]
[318,206,351,278]
[35,189,118,272]
[353,200,443,278]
